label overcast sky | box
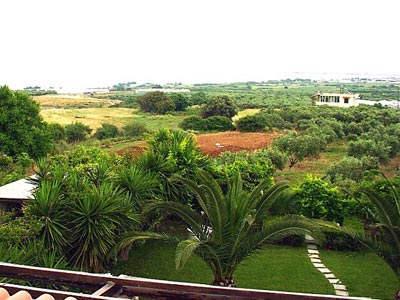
[1,0,399,89]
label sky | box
[1,0,400,90]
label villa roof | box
[0,176,36,203]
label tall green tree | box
[0,85,52,158]
[137,91,176,114]
[274,131,326,168]
[123,171,317,286]
[65,122,92,143]
[201,95,238,120]
[169,93,189,111]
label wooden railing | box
[0,262,376,300]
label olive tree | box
[201,95,238,119]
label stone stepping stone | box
[307,249,319,254]
[324,273,336,279]
[335,290,349,296]
[328,278,340,284]
[313,263,325,268]
[318,268,331,274]
[333,284,347,291]
[307,244,318,250]
[310,258,321,263]
[308,254,319,259]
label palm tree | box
[359,174,400,276]
[123,170,317,286]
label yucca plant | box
[85,160,116,187]
[25,180,69,252]
[124,170,318,286]
[116,164,160,210]
[68,181,139,272]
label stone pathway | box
[305,235,349,297]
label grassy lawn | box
[320,249,399,300]
[234,245,333,294]
[113,241,333,295]
[113,240,213,284]
[113,240,397,298]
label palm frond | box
[256,215,315,245]
[175,239,201,270]
[363,189,398,227]
[252,181,289,223]
[171,171,227,242]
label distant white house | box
[311,91,400,109]
[311,91,360,107]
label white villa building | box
[311,91,360,107]
[311,91,400,109]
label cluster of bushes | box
[179,116,234,131]
[111,91,209,110]
[209,150,275,191]
[47,121,148,144]
[178,95,238,132]
[137,92,190,114]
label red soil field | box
[196,132,279,157]
[112,132,279,157]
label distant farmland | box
[36,94,193,131]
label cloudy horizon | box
[1,0,400,90]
